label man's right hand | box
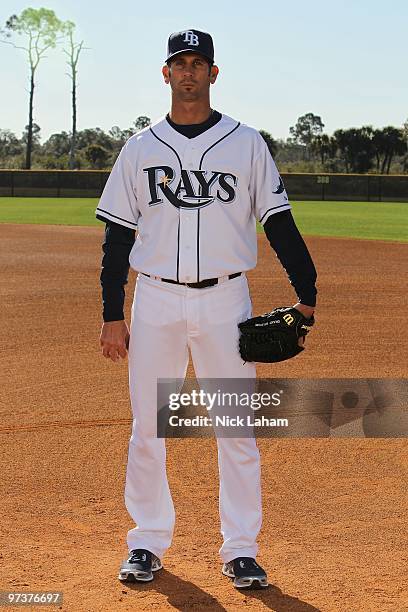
[100,320,130,362]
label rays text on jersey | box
[144,165,238,209]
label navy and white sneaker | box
[118,548,162,582]
[222,557,268,589]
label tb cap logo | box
[183,30,199,46]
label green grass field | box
[0,197,407,242]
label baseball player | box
[97,29,317,589]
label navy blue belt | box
[143,272,241,289]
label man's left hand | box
[293,302,315,347]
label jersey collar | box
[149,114,239,149]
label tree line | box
[1,9,407,174]
[283,113,407,174]
[1,114,406,175]
[0,118,151,170]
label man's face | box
[162,52,218,101]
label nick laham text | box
[168,415,289,428]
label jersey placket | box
[178,145,200,283]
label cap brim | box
[166,49,214,64]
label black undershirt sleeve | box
[264,210,317,307]
[99,219,136,322]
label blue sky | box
[1,0,407,141]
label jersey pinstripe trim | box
[199,121,241,169]
[149,127,182,171]
[176,215,180,282]
[196,209,200,282]
[194,121,240,281]
[96,207,138,228]
[150,126,182,280]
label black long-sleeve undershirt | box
[99,210,317,322]
[264,212,317,307]
[99,219,136,321]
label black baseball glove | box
[238,306,315,363]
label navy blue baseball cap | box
[166,29,214,65]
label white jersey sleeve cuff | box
[95,207,138,229]
[259,203,292,225]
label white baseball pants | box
[124,272,261,563]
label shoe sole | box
[118,558,163,582]
[222,566,268,589]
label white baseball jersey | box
[96,114,291,283]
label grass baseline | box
[0,197,406,242]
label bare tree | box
[62,20,87,169]
[1,8,65,168]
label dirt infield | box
[0,224,407,612]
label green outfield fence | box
[0,170,407,201]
